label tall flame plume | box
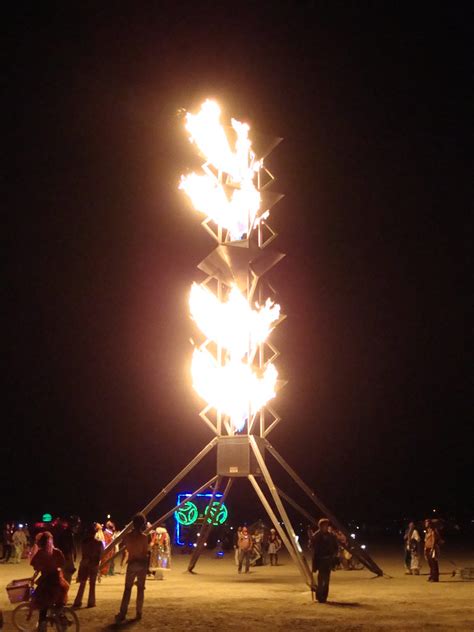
[181,100,280,432]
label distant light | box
[356,526,360,530]
[230,527,234,530]
[433,509,436,513]
[18,523,24,528]
[193,543,197,548]
[197,533,200,537]
[42,513,52,523]
[350,533,356,539]
[107,514,111,519]
[204,543,207,547]
[361,545,366,550]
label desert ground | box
[1,542,473,631]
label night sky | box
[4,3,472,527]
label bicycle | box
[10,583,79,632]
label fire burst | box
[180,100,283,432]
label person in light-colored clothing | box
[237,527,253,573]
[267,529,281,566]
[12,527,27,563]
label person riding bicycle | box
[30,531,69,631]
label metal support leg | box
[276,486,317,525]
[187,477,233,572]
[264,439,383,576]
[249,436,313,587]
[102,437,218,558]
[147,475,219,532]
[100,475,220,571]
[248,474,312,588]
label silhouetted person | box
[424,519,442,582]
[73,524,103,609]
[55,519,76,584]
[311,518,338,603]
[115,513,148,623]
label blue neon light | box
[175,492,224,546]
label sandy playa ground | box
[1,544,473,631]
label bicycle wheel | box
[53,606,79,632]
[12,602,39,631]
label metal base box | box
[217,436,265,477]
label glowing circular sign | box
[204,501,228,526]
[42,513,53,523]
[175,501,199,526]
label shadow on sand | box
[104,617,141,630]
[325,601,363,608]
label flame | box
[189,284,280,432]
[190,283,280,360]
[183,100,279,432]
[180,99,262,240]
[191,348,278,432]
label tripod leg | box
[188,477,233,572]
[248,474,313,589]
[265,440,383,577]
[102,437,218,558]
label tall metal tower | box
[102,100,383,589]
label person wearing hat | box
[311,518,338,603]
[267,528,282,566]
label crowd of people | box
[1,515,172,629]
[233,525,282,572]
[0,514,447,626]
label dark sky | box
[4,2,472,526]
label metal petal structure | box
[181,99,285,436]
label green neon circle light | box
[204,501,228,526]
[175,501,199,526]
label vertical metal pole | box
[248,436,313,587]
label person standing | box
[101,521,116,578]
[115,514,149,623]
[1,524,13,563]
[424,519,442,582]
[72,524,103,609]
[237,526,253,574]
[12,526,27,563]
[233,527,242,566]
[267,529,281,566]
[311,518,338,603]
[55,520,76,584]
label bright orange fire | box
[182,100,279,432]
[179,99,262,241]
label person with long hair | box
[30,531,69,631]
